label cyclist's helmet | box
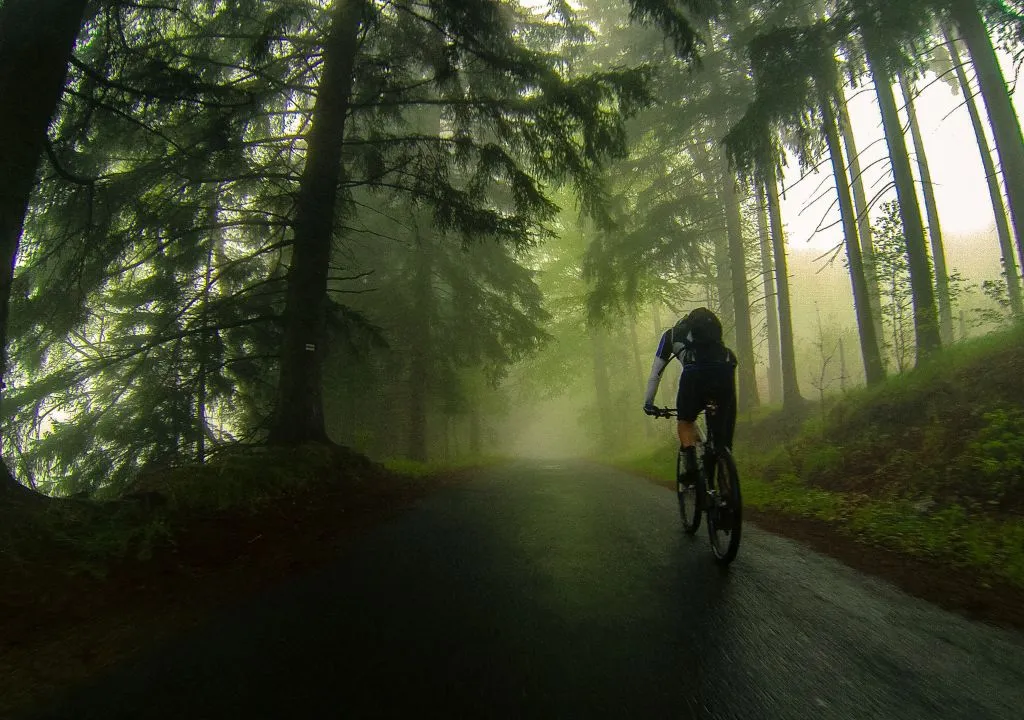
[675,306,723,345]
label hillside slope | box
[754,325,1024,516]
[623,324,1024,627]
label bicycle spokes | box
[707,452,742,564]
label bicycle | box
[650,404,742,564]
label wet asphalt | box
[30,462,1024,719]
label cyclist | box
[643,307,738,498]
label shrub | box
[958,407,1024,507]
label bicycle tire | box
[676,447,702,534]
[707,449,742,564]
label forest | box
[3,0,1024,490]
[3,0,1024,715]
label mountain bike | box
[651,404,742,564]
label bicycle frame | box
[652,404,720,474]
[651,401,743,564]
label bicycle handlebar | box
[648,407,677,419]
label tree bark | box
[407,224,433,462]
[821,89,886,386]
[591,326,614,451]
[764,165,803,410]
[269,0,363,444]
[722,171,760,410]
[899,73,954,343]
[196,194,224,464]
[838,95,885,346]
[0,0,90,496]
[943,25,1023,316]
[867,56,942,361]
[629,313,655,438]
[623,313,642,389]
[469,405,482,456]
[712,221,736,346]
[839,337,847,391]
[756,188,783,405]
[950,0,1024,275]
[197,242,214,463]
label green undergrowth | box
[119,442,385,511]
[0,495,173,579]
[3,442,390,578]
[4,444,495,579]
[383,455,506,477]
[615,324,1024,589]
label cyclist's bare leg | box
[677,420,697,449]
[678,420,706,504]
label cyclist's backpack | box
[674,307,723,347]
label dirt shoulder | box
[745,507,1024,633]
[0,465,474,719]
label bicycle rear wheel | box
[707,449,742,564]
[676,447,702,534]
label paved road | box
[32,462,1024,719]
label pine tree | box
[940,25,1023,315]
[269,0,365,444]
[265,0,651,445]
[755,188,783,404]
[899,72,955,342]
[0,0,91,496]
[838,95,885,344]
[765,166,804,410]
[948,0,1024,269]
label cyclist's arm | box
[643,329,675,406]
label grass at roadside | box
[616,442,1024,590]
[383,455,505,477]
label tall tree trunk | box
[712,223,735,346]
[839,337,848,391]
[756,188,783,404]
[821,89,885,385]
[0,0,90,496]
[950,0,1024,272]
[764,165,803,410]
[838,95,885,346]
[722,170,760,410]
[689,143,734,339]
[943,25,1023,316]
[269,0,363,444]
[591,326,614,451]
[899,73,954,343]
[628,313,645,389]
[441,414,450,461]
[197,239,214,464]
[469,405,482,456]
[629,313,655,438]
[867,54,942,361]
[195,192,225,463]
[407,225,433,462]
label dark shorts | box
[676,363,737,449]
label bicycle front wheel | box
[676,447,702,535]
[707,450,742,564]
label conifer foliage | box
[3,0,1022,495]
[1,0,666,493]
